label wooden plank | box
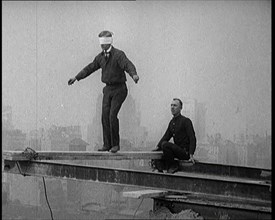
[123,190,168,199]
[2,150,163,161]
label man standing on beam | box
[68,30,139,153]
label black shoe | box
[98,146,110,152]
[152,168,164,173]
[167,165,179,174]
[151,159,166,172]
[110,146,120,153]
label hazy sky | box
[2,1,271,140]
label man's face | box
[171,100,182,116]
[101,44,111,51]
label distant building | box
[2,105,13,130]
[120,94,148,150]
[69,138,89,151]
[27,128,44,151]
[48,125,82,151]
[87,93,148,150]
[182,98,206,143]
[182,98,196,122]
[252,134,271,169]
[2,105,27,151]
[87,94,103,150]
[2,129,27,151]
[196,102,207,142]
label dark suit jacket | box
[157,114,197,155]
[75,46,137,84]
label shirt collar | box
[105,45,112,53]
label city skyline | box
[2,1,271,141]
[2,2,271,220]
[2,1,271,146]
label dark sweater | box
[75,46,137,84]
[157,114,197,155]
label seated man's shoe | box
[151,159,165,173]
[157,168,164,173]
[98,146,110,152]
[167,165,179,174]
[110,146,120,153]
[153,168,163,173]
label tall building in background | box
[48,125,82,151]
[181,98,206,143]
[196,102,207,142]
[2,105,14,130]
[2,105,36,208]
[87,94,103,151]
[27,128,44,151]
[2,105,27,151]
[119,94,148,150]
[87,93,148,151]
[2,129,27,151]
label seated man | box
[152,98,196,174]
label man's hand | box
[189,154,195,164]
[133,75,139,84]
[68,77,76,85]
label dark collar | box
[172,113,182,120]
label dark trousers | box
[102,83,127,148]
[161,141,190,168]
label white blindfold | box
[99,37,113,45]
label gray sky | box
[2,1,271,140]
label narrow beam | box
[179,161,271,180]
[3,160,271,201]
[3,150,271,180]
[3,151,163,161]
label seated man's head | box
[98,30,113,51]
[171,98,183,116]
